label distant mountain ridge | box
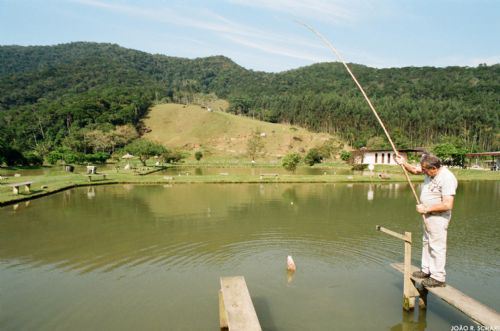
[0,42,498,155]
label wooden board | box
[220,276,261,331]
[8,181,33,187]
[391,263,500,327]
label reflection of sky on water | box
[0,182,498,330]
[160,166,354,176]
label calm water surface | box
[160,166,353,176]
[1,182,499,330]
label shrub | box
[194,151,203,161]
[163,150,186,164]
[432,143,466,167]
[23,152,43,166]
[282,153,301,172]
[351,164,367,171]
[2,147,26,166]
[84,152,110,164]
[304,148,323,166]
[340,150,352,162]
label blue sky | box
[1,0,499,72]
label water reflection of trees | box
[1,182,498,276]
[0,183,415,273]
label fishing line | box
[298,22,422,205]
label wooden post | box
[403,231,414,310]
[403,232,422,311]
[219,290,228,330]
[377,226,428,311]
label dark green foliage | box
[340,151,352,161]
[23,152,43,166]
[1,146,26,166]
[432,143,467,167]
[1,42,498,158]
[163,150,186,164]
[304,148,323,166]
[84,152,110,164]
[46,148,82,165]
[194,151,203,161]
[282,153,301,172]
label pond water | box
[0,182,498,330]
[159,166,353,176]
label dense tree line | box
[0,42,498,165]
[226,63,499,151]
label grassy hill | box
[143,103,342,160]
[1,42,498,166]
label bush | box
[2,147,26,166]
[351,164,367,171]
[317,139,344,159]
[163,150,186,164]
[432,143,467,167]
[194,151,203,161]
[84,152,110,164]
[23,152,43,166]
[304,148,323,166]
[340,150,352,162]
[282,153,301,172]
[47,148,87,165]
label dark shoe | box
[421,277,446,288]
[412,271,430,278]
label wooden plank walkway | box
[392,263,500,327]
[219,276,261,331]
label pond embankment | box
[1,166,499,206]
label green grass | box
[1,164,498,206]
[142,103,342,160]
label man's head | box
[420,154,441,177]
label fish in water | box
[287,255,296,272]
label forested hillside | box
[0,42,498,165]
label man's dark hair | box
[420,154,442,169]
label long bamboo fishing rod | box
[299,22,421,205]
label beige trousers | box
[421,215,450,282]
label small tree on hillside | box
[282,153,301,172]
[340,150,352,162]
[125,139,167,166]
[112,125,139,151]
[247,129,264,161]
[317,138,344,160]
[195,151,203,161]
[304,148,323,166]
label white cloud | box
[222,34,328,62]
[227,0,363,24]
[73,0,331,62]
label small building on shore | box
[465,151,500,170]
[355,148,426,165]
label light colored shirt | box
[420,167,458,219]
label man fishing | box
[395,154,458,287]
[300,23,459,288]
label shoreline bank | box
[1,168,499,207]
